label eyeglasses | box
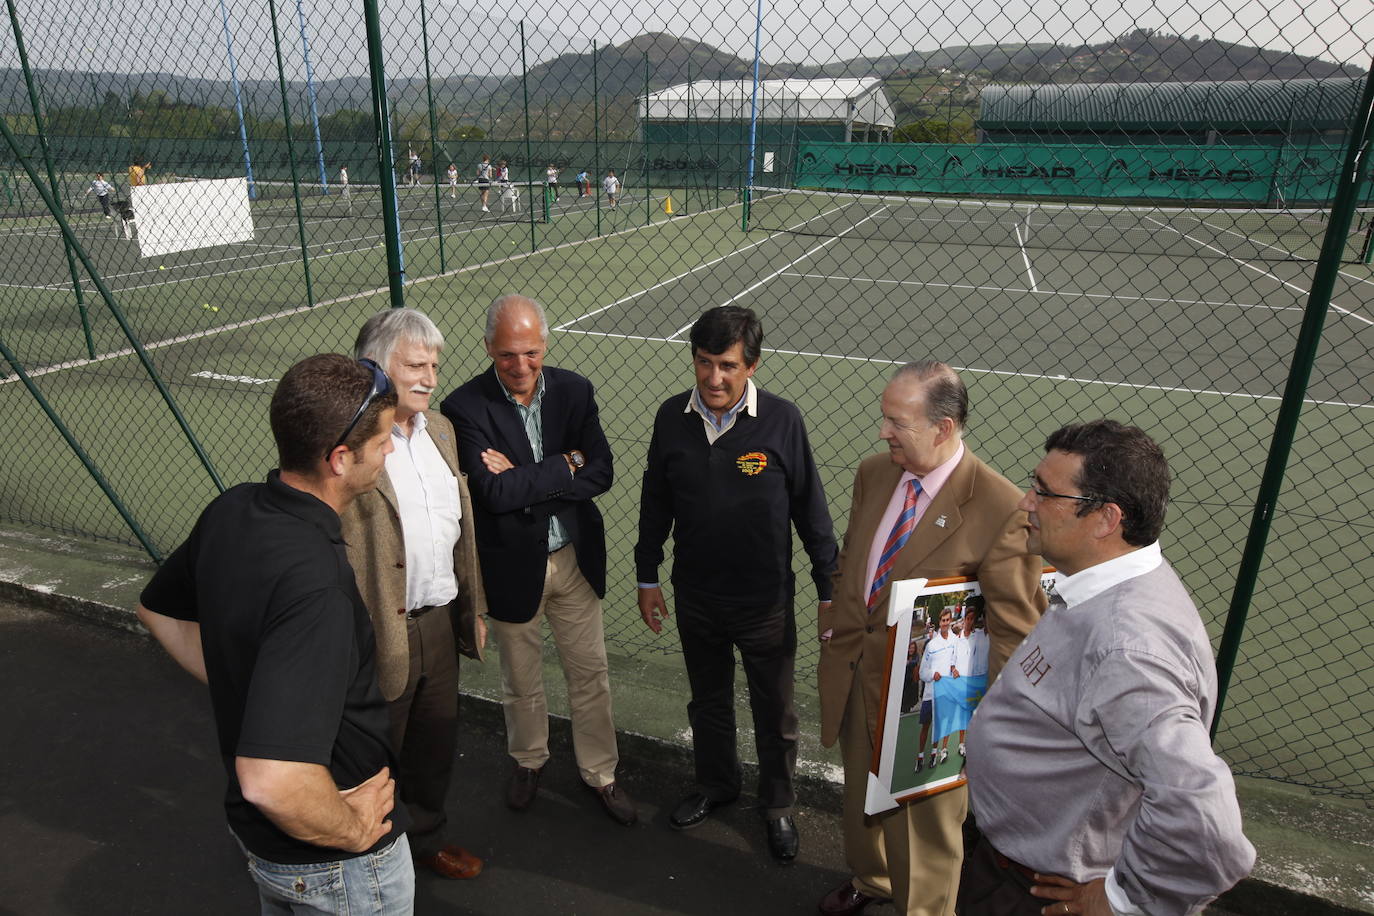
[1026,474,1106,506]
[326,358,393,459]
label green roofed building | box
[638,78,896,186]
[976,77,1363,147]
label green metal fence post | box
[1211,57,1374,739]
[0,115,226,496]
[5,0,95,360]
[593,40,602,238]
[0,335,162,562]
[266,0,316,310]
[520,21,537,253]
[362,0,406,306]
[644,52,652,226]
[419,0,446,272]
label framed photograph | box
[864,570,1057,816]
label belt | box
[406,603,443,620]
[992,846,1037,881]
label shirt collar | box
[393,409,427,440]
[265,469,343,542]
[1054,541,1163,608]
[498,371,545,410]
[911,441,965,498]
[685,378,757,428]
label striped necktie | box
[868,478,922,611]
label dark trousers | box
[676,593,798,817]
[956,831,1043,916]
[387,603,461,857]
[96,194,111,216]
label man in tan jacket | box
[340,308,488,881]
[816,361,1045,916]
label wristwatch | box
[565,450,586,472]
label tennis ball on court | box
[326,248,332,253]
[159,265,165,270]
[202,303,210,310]
[211,306,220,312]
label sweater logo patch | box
[736,451,768,476]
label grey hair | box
[892,360,968,430]
[484,294,549,343]
[353,308,445,367]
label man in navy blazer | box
[440,294,635,826]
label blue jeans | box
[235,833,415,915]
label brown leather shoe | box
[416,846,483,880]
[587,780,638,826]
[817,879,886,916]
[506,763,543,811]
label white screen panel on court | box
[132,178,254,258]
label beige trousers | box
[840,671,966,915]
[487,545,619,787]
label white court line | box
[546,199,846,333]
[1188,212,1374,293]
[554,197,855,332]
[38,208,547,294]
[13,192,700,295]
[555,329,1374,412]
[1145,216,1374,329]
[552,234,787,331]
[779,272,1299,314]
[1013,222,1040,293]
[1,201,733,387]
[665,204,889,340]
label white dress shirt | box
[387,411,462,610]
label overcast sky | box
[2,0,1369,82]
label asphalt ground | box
[20,589,1374,916]
[0,598,855,916]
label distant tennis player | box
[447,163,459,199]
[603,169,619,210]
[476,155,492,212]
[545,164,559,202]
[88,172,114,218]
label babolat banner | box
[794,142,1344,205]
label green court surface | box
[1,184,1371,792]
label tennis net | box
[745,187,1374,263]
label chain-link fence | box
[2,0,1371,804]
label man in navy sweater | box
[635,305,837,863]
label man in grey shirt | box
[963,419,1254,916]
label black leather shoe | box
[506,763,542,812]
[669,791,736,830]
[588,780,638,826]
[817,880,885,916]
[765,815,799,863]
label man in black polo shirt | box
[137,353,414,914]
[635,305,837,863]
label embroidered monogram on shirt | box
[1020,644,1053,686]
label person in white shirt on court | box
[87,173,114,218]
[602,170,620,210]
